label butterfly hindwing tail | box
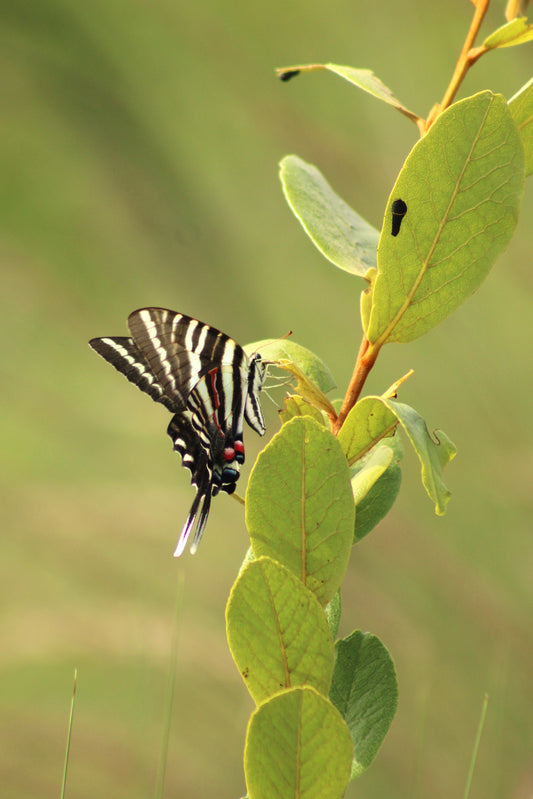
[167,414,214,556]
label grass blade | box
[60,668,78,799]
[464,693,489,799]
[154,573,185,799]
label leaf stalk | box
[426,0,491,131]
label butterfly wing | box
[90,308,267,556]
[127,307,249,411]
[169,364,259,555]
[167,411,241,556]
[167,413,214,556]
[88,336,176,411]
[187,361,265,470]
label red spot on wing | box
[224,447,235,461]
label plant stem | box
[425,0,490,130]
[333,336,380,434]
[334,2,494,433]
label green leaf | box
[226,557,334,704]
[383,399,456,515]
[509,78,533,176]
[276,360,336,418]
[246,417,355,606]
[322,65,419,121]
[245,338,336,394]
[360,268,376,332]
[245,686,353,799]
[329,631,398,779]
[340,397,453,515]
[352,443,393,498]
[276,64,419,123]
[483,17,533,49]
[367,91,525,344]
[279,395,327,426]
[337,396,398,466]
[240,546,256,572]
[346,435,403,542]
[351,441,393,503]
[324,589,342,639]
[353,457,402,542]
[279,155,379,277]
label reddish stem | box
[425,0,490,131]
[333,336,380,434]
[333,2,494,433]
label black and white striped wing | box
[187,364,247,456]
[90,307,267,557]
[127,307,249,412]
[166,411,242,555]
[88,336,176,411]
[167,414,214,557]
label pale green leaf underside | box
[351,443,394,505]
[483,17,533,49]
[360,273,375,333]
[279,154,379,276]
[323,65,419,122]
[246,416,354,606]
[351,436,403,542]
[509,78,533,176]
[245,686,353,799]
[330,631,398,779]
[339,396,454,514]
[245,338,336,394]
[324,589,342,639]
[353,459,402,542]
[226,557,334,704]
[383,399,456,515]
[367,91,525,344]
[276,359,336,418]
[280,395,327,426]
[337,396,398,466]
[276,63,419,123]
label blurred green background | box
[1,1,532,797]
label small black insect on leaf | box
[278,69,300,82]
[391,198,408,236]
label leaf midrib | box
[373,95,494,348]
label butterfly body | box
[90,308,266,556]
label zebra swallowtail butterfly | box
[89,307,266,557]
